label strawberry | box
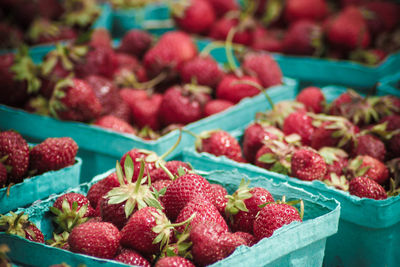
[149,161,192,183]
[253,202,302,240]
[296,87,325,113]
[216,74,262,104]
[243,123,283,163]
[361,1,400,35]
[0,130,29,183]
[162,173,215,221]
[114,248,151,267]
[209,17,253,46]
[120,89,163,130]
[291,148,327,181]
[118,30,153,59]
[50,193,95,232]
[119,149,161,181]
[283,20,324,56]
[0,162,6,187]
[349,176,387,200]
[203,99,234,117]
[251,28,285,53]
[158,86,208,126]
[190,223,246,266]
[284,0,328,24]
[195,130,246,162]
[87,172,120,209]
[75,46,118,79]
[319,147,349,178]
[89,28,112,49]
[0,22,23,49]
[36,0,64,20]
[232,231,256,246]
[379,115,400,131]
[49,78,102,122]
[352,134,386,161]
[206,0,239,17]
[389,134,400,158]
[68,221,121,259]
[173,0,216,34]
[115,53,140,70]
[0,212,44,243]
[210,183,228,215]
[155,256,195,267]
[255,140,294,175]
[29,137,78,174]
[175,197,229,233]
[326,6,370,50]
[179,56,223,89]
[283,111,315,146]
[93,115,136,135]
[151,179,173,193]
[348,155,389,184]
[242,52,282,89]
[225,180,274,234]
[27,19,77,45]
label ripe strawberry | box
[149,161,192,183]
[225,180,274,234]
[0,130,29,182]
[68,222,121,259]
[361,1,399,35]
[283,20,324,56]
[115,53,140,70]
[284,0,328,24]
[352,134,386,161]
[162,173,215,221]
[0,22,23,49]
[37,0,64,20]
[379,115,400,131]
[349,176,387,200]
[296,87,325,113]
[93,115,136,135]
[114,248,151,267]
[243,123,283,163]
[190,223,246,266]
[180,56,223,89]
[87,172,120,209]
[151,179,173,193]
[348,155,389,184]
[206,0,239,17]
[28,21,77,45]
[75,46,118,79]
[29,137,78,174]
[319,147,349,178]
[118,30,153,59]
[255,141,294,175]
[216,74,262,104]
[195,130,246,162]
[89,28,112,49]
[120,89,163,130]
[0,212,44,243]
[242,52,282,89]
[389,134,400,158]
[0,162,7,187]
[291,148,327,181]
[119,149,160,181]
[210,183,228,215]
[203,99,234,117]
[50,78,102,122]
[209,17,253,46]
[155,256,195,267]
[173,0,216,34]
[232,231,256,246]
[283,111,315,146]
[326,6,370,50]
[253,202,302,240]
[251,28,285,53]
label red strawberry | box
[151,179,173,193]
[210,183,228,215]
[0,162,7,187]
[379,115,400,131]
[251,28,285,53]
[180,56,223,89]
[195,130,246,162]
[93,115,136,135]
[232,231,256,246]
[389,134,400,158]
[352,134,386,161]
[120,89,163,130]
[118,30,153,59]
[89,28,112,49]
[319,147,349,178]
[68,222,121,259]
[87,172,120,209]
[114,248,151,267]
[50,78,102,122]
[348,155,389,184]
[75,46,118,79]
[119,149,160,181]
[0,131,29,183]
[149,161,192,183]
[115,53,140,70]
[206,0,239,17]
[253,202,302,240]
[0,22,23,49]
[291,148,327,181]
[173,0,216,34]
[0,212,44,243]
[361,1,400,35]
[349,176,387,200]
[203,99,234,117]
[29,137,78,174]
[242,52,282,89]
[284,0,328,24]
[190,223,246,266]
[225,181,274,234]
[162,173,215,221]
[283,111,315,146]
[216,74,262,104]
[37,0,64,20]
[155,256,195,267]
[209,17,253,46]
[326,6,370,50]
[296,87,325,113]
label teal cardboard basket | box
[378,72,400,96]
[0,169,339,267]
[182,86,400,267]
[0,157,81,214]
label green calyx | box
[11,45,41,94]
[256,101,305,128]
[46,231,69,248]
[161,216,193,259]
[111,0,158,9]
[137,126,160,140]
[323,173,349,191]
[387,159,400,197]
[318,147,348,165]
[225,179,252,220]
[259,196,305,221]
[49,75,74,118]
[348,156,371,177]
[27,19,60,43]
[257,140,293,175]
[50,199,89,232]
[0,212,32,239]
[261,0,284,26]
[62,0,101,27]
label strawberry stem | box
[159,129,182,161]
[232,79,274,108]
[225,27,239,72]
[199,41,244,58]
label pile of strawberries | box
[0,130,78,189]
[194,87,400,200]
[172,0,400,65]
[0,146,304,266]
[0,28,283,140]
[110,0,160,9]
[0,0,100,49]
